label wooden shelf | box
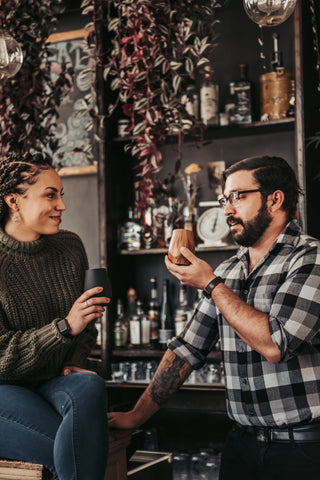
[119,244,238,256]
[113,117,295,144]
[112,347,222,361]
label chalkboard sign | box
[44,30,97,176]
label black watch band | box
[57,318,72,338]
[203,276,223,298]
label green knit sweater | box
[0,227,97,383]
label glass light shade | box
[0,29,23,80]
[243,0,297,27]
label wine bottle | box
[174,284,191,336]
[159,279,174,350]
[113,299,127,348]
[200,65,219,126]
[147,277,160,349]
[233,64,253,124]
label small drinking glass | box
[168,228,195,265]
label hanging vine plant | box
[0,0,71,160]
[83,0,222,212]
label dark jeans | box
[219,423,320,480]
[0,372,109,480]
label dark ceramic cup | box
[84,268,112,305]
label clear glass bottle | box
[159,279,174,349]
[113,299,127,348]
[118,207,141,251]
[233,63,253,123]
[137,300,150,347]
[147,277,160,349]
[174,285,192,336]
[141,206,157,249]
[95,319,102,349]
[200,65,219,126]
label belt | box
[234,421,320,443]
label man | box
[108,156,320,480]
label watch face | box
[197,205,230,246]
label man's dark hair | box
[223,155,300,221]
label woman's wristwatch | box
[203,276,223,298]
[57,318,72,338]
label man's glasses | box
[218,189,262,208]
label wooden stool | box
[0,429,133,480]
[0,459,52,479]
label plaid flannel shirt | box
[168,221,320,427]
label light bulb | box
[243,0,297,27]
[0,29,23,80]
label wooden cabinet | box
[93,0,320,450]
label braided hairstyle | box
[0,152,53,224]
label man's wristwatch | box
[203,276,223,298]
[57,318,72,338]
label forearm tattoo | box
[148,351,192,406]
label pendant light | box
[0,29,23,80]
[243,0,297,27]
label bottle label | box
[201,85,219,125]
[174,314,188,336]
[159,329,174,346]
[149,310,159,341]
[130,320,141,345]
[234,85,252,123]
[114,329,124,347]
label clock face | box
[197,205,230,246]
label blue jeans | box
[0,372,109,480]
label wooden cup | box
[167,228,195,265]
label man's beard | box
[228,202,272,247]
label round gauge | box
[197,206,230,246]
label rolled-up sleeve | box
[168,295,220,369]
[269,245,320,361]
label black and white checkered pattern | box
[168,221,320,427]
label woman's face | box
[8,167,66,241]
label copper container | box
[259,68,294,120]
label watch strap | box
[203,276,223,298]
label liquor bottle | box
[95,319,102,349]
[126,287,137,320]
[141,206,157,249]
[118,207,142,251]
[147,277,160,349]
[113,299,127,348]
[233,64,253,124]
[159,279,174,350]
[174,285,191,336]
[137,300,150,347]
[224,82,236,124]
[200,65,219,126]
[181,84,199,120]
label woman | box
[0,152,109,480]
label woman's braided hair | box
[0,152,52,223]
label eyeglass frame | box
[218,188,263,208]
